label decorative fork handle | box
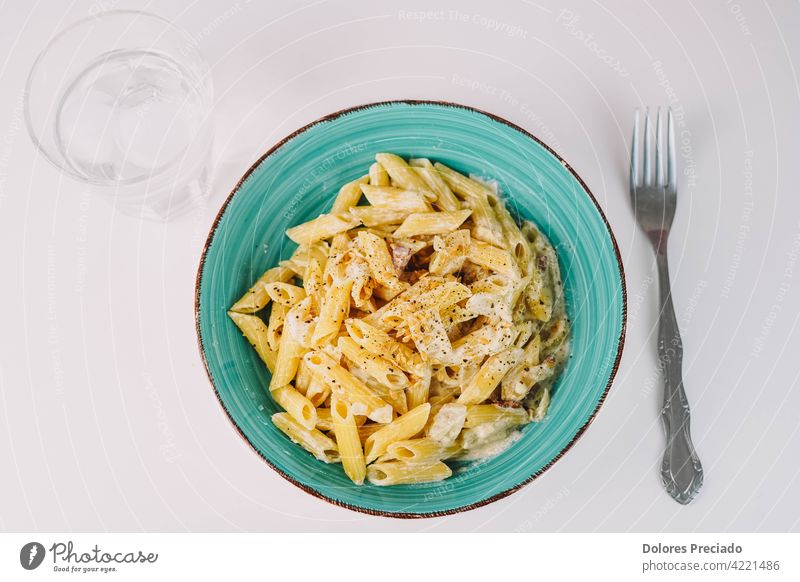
[656,250,703,504]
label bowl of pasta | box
[195,101,625,517]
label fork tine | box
[655,107,664,187]
[667,107,677,191]
[643,108,653,186]
[630,109,640,192]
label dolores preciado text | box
[643,543,743,554]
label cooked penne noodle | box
[227,311,277,372]
[369,162,390,186]
[272,412,339,463]
[349,205,408,227]
[315,407,334,432]
[269,309,307,390]
[363,403,431,463]
[230,266,294,313]
[501,335,541,401]
[383,437,460,464]
[344,355,407,416]
[264,282,307,307]
[286,213,360,246]
[433,161,496,202]
[359,184,431,213]
[374,152,431,193]
[331,398,366,485]
[463,404,528,429]
[303,258,325,303]
[303,351,393,423]
[391,209,473,238]
[367,460,451,486]
[271,385,317,430]
[406,363,432,410]
[344,318,421,375]
[385,280,471,326]
[306,377,331,407]
[355,231,407,299]
[409,158,461,211]
[363,275,443,327]
[294,358,313,394]
[467,239,520,278]
[457,347,525,405]
[266,301,288,352]
[429,229,470,276]
[290,241,330,273]
[338,336,409,390]
[331,175,369,214]
[311,281,353,347]
[452,321,517,362]
[433,162,506,247]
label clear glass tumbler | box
[25,10,214,220]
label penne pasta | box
[406,363,432,410]
[306,376,331,408]
[391,209,473,238]
[355,231,407,300]
[269,331,304,390]
[264,282,307,307]
[433,162,506,247]
[272,412,339,463]
[266,301,288,352]
[331,398,366,485]
[303,351,393,423]
[457,347,525,405]
[349,205,409,227]
[409,158,461,211]
[367,460,451,486]
[467,239,520,279]
[331,175,369,214]
[375,152,431,193]
[359,184,431,213]
[286,213,360,246]
[463,404,528,429]
[338,336,409,390]
[227,311,277,372]
[271,385,317,430]
[230,266,294,313]
[363,403,431,463]
[369,162,390,186]
[345,318,421,375]
[311,281,353,347]
[429,229,470,276]
[382,437,460,464]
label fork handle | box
[656,251,703,504]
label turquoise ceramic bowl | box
[196,101,625,517]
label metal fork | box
[630,107,703,504]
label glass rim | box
[24,9,213,187]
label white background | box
[1,0,798,532]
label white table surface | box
[1,0,799,533]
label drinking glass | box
[25,10,214,220]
